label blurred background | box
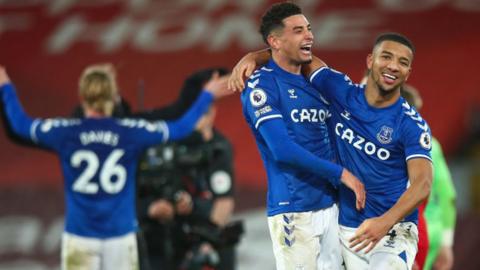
[0,0,479,269]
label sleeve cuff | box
[309,66,328,83]
[331,165,343,188]
[200,89,215,101]
[254,114,282,129]
[405,154,432,162]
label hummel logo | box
[341,110,351,120]
[247,79,259,89]
[288,89,297,99]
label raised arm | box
[1,96,41,148]
[166,73,231,141]
[0,66,36,141]
[350,158,432,252]
[260,118,365,210]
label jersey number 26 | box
[71,149,126,194]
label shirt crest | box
[376,125,394,144]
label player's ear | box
[405,67,412,82]
[267,34,280,51]
[366,54,373,70]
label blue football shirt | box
[310,67,432,227]
[1,83,212,238]
[241,59,339,216]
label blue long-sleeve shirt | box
[0,82,213,238]
[240,60,342,216]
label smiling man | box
[231,32,433,270]
[239,2,365,270]
[306,33,433,270]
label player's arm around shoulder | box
[304,57,356,102]
[228,48,272,92]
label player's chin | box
[298,56,312,65]
[379,83,399,93]
[301,59,312,65]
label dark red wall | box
[1,0,479,188]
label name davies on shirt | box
[80,130,119,147]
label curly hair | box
[259,1,302,45]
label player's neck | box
[272,53,301,75]
[84,108,107,118]
[365,81,400,108]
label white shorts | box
[339,222,418,270]
[267,204,342,270]
[61,232,138,270]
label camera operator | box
[136,68,238,270]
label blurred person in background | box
[0,65,230,270]
[70,63,199,121]
[70,63,131,118]
[402,85,457,270]
[136,67,239,270]
[0,63,235,270]
[456,104,480,217]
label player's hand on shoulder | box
[340,169,366,210]
[0,66,11,86]
[204,71,231,99]
[228,52,258,92]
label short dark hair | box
[259,2,302,45]
[374,32,415,55]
